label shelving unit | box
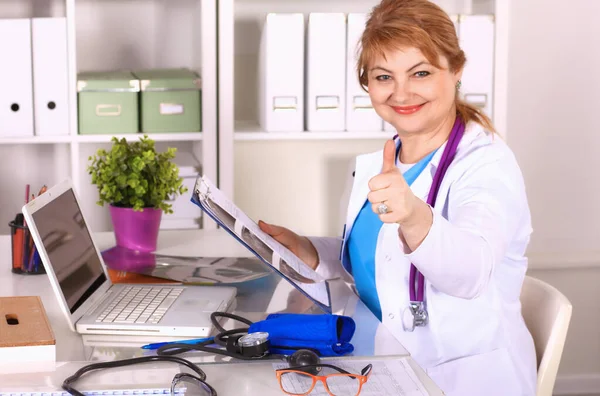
[0,0,510,239]
[74,133,204,144]
[216,0,509,237]
[234,121,393,141]
[0,136,73,145]
[0,0,218,234]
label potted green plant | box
[87,135,187,252]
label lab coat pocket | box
[425,347,524,396]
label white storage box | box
[161,151,202,230]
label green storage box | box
[133,68,202,133]
[77,71,140,135]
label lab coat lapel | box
[409,144,444,203]
[409,122,485,205]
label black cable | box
[210,311,253,332]
[209,311,253,348]
[62,355,209,396]
[156,341,286,360]
[156,311,280,359]
[62,312,324,395]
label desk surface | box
[0,357,444,395]
[0,228,443,395]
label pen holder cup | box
[9,220,46,275]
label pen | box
[27,193,36,271]
[141,336,214,350]
[26,188,46,272]
[32,248,41,272]
[22,185,30,271]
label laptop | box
[22,179,237,337]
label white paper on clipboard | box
[191,175,333,313]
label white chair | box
[520,275,573,396]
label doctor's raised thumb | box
[381,139,397,173]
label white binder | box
[451,14,460,37]
[346,13,383,132]
[458,15,495,119]
[257,13,304,132]
[0,19,34,137]
[306,13,346,132]
[31,18,70,136]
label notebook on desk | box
[21,179,237,337]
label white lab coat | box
[309,122,538,396]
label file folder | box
[0,19,34,137]
[346,13,383,132]
[306,13,346,132]
[458,15,495,119]
[257,13,304,132]
[31,18,70,136]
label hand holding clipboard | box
[191,176,333,313]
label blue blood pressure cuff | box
[247,313,356,357]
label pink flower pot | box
[109,205,162,252]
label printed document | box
[191,175,332,312]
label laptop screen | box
[31,188,106,313]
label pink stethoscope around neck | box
[394,118,465,332]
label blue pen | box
[141,336,214,350]
[33,248,41,272]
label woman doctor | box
[259,0,537,394]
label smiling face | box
[367,47,462,136]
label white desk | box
[0,229,443,395]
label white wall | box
[234,139,386,237]
[507,0,600,394]
[509,0,600,256]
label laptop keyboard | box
[96,286,184,324]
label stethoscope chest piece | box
[402,302,428,332]
[402,306,415,332]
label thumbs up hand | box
[367,139,420,225]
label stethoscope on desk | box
[398,118,465,332]
[62,312,324,395]
[155,312,321,371]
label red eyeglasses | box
[275,363,373,396]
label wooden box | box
[0,296,55,363]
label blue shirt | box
[346,147,438,320]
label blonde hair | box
[357,0,495,132]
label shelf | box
[234,121,393,141]
[234,0,495,17]
[75,132,203,143]
[0,135,72,145]
[0,133,204,144]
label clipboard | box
[191,175,333,313]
